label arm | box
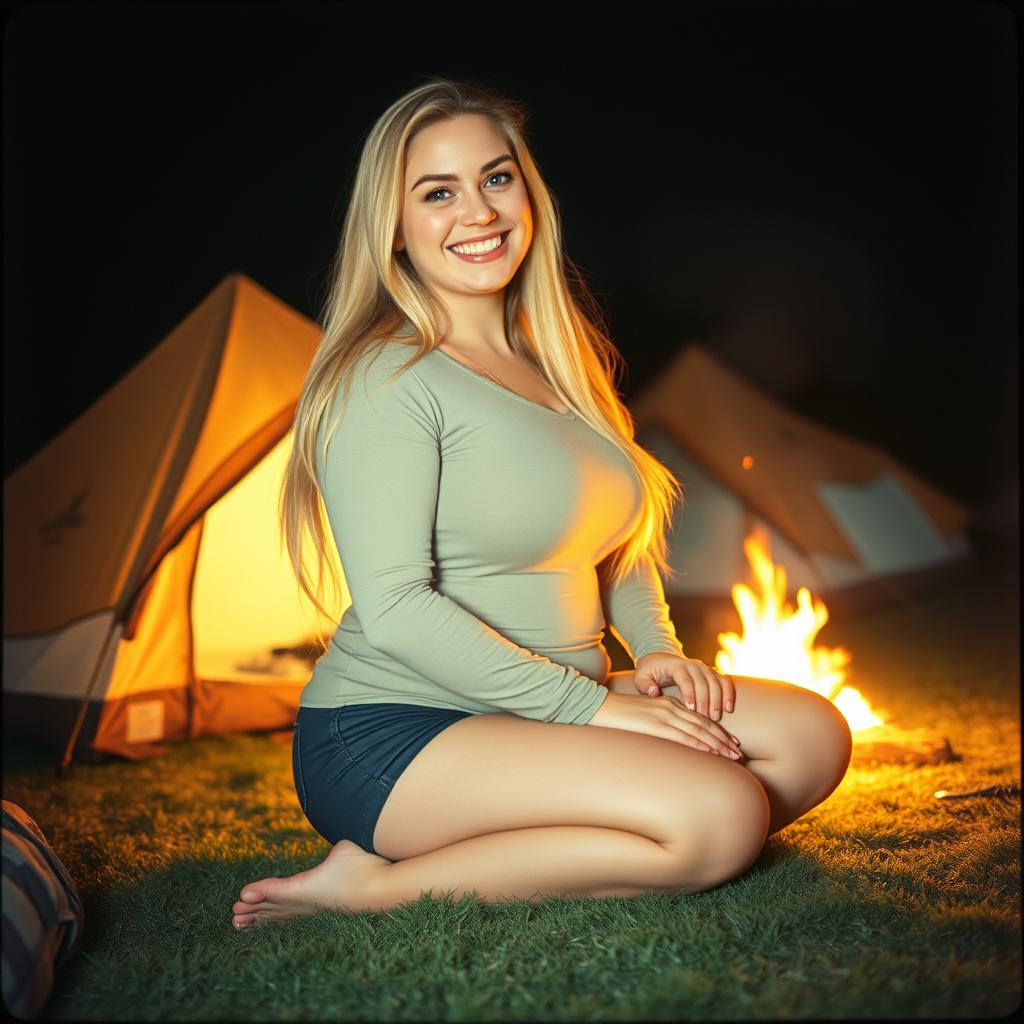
[316,348,609,726]
[597,549,684,664]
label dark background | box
[3,0,1017,536]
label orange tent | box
[628,344,973,613]
[3,274,343,767]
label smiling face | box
[394,113,533,324]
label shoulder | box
[339,339,424,395]
[330,340,441,429]
[317,341,440,476]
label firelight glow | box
[715,528,886,733]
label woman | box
[231,78,852,929]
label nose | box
[459,190,498,226]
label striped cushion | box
[2,801,84,1020]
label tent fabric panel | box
[817,473,956,574]
[192,677,303,736]
[92,688,190,758]
[631,345,972,562]
[632,347,866,557]
[190,432,336,659]
[105,519,201,702]
[668,487,750,593]
[807,548,876,591]
[4,681,308,761]
[2,286,233,637]
[653,435,751,592]
[886,466,973,539]
[143,407,295,587]
[1,693,127,763]
[643,427,832,595]
[162,276,322,541]
[1,612,120,700]
[649,403,867,560]
[1,689,190,762]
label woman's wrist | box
[634,649,685,666]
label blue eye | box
[424,171,514,203]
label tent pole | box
[56,614,121,781]
[185,517,205,741]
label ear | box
[394,232,405,252]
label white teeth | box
[450,233,505,255]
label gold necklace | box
[440,341,509,390]
[439,340,570,415]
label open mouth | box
[446,231,511,260]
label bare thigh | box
[605,672,854,771]
[371,694,770,863]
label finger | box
[686,665,711,719]
[720,672,736,713]
[630,674,656,697]
[696,718,742,755]
[683,719,741,758]
[666,700,743,753]
[660,725,714,754]
[674,674,698,711]
[659,715,739,758]
[704,668,724,721]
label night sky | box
[3,0,1017,531]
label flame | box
[716,528,885,733]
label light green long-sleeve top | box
[300,334,684,725]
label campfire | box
[716,528,955,766]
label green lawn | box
[4,534,1020,1020]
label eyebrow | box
[410,154,515,192]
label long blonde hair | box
[279,76,685,632]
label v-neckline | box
[432,347,576,420]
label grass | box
[4,533,1020,1020]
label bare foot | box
[231,839,391,929]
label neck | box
[443,335,513,361]
[436,293,511,359]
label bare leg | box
[604,672,853,835]
[232,821,747,927]
[231,686,774,928]
[230,664,850,928]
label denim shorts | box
[292,702,476,855]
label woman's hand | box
[588,690,744,759]
[633,652,736,721]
